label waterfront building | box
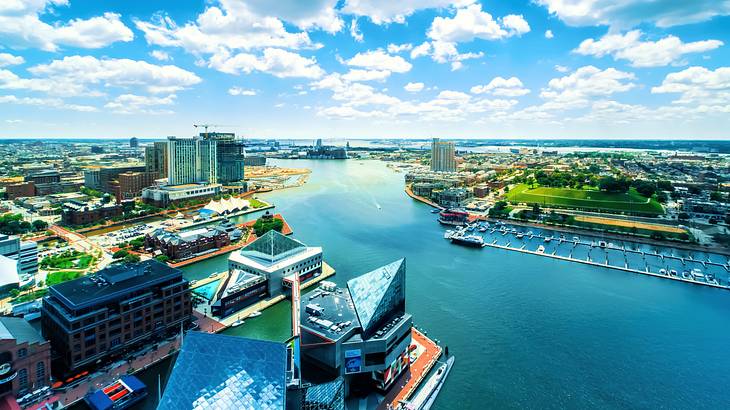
[300,259,412,395]
[215,231,322,317]
[0,317,51,401]
[430,138,456,172]
[144,141,168,178]
[157,332,345,410]
[144,220,241,261]
[40,260,191,377]
[244,155,267,167]
[435,187,473,208]
[167,136,217,185]
[60,199,123,225]
[201,132,246,184]
[0,234,38,278]
[141,183,221,207]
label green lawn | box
[249,198,267,209]
[46,270,83,286]
[505,184,664,215]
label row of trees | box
[0,213,48,235]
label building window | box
[36,362,45,384]
[17,348,27,359]
[18,368,28,389]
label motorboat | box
[248,311,262,318]
[537,245,546,253]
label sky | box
[0,0,729,140]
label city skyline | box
[0,1,729,140]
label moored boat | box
[450,234,484,248]
[84,376,147,410]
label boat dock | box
[445,222,730,291]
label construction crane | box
[193,124,230,139]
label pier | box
[446,222,730,291]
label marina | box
[445,221,730,290]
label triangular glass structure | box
[347,258,406,338]
[240,230,306,263]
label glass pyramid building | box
[346,258,406,338]
[239,230,307,264]
[158,332,287,410]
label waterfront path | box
[378,328,442,410]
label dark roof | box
[347,258,406,337]
[48,260,184,309]
[240,230,305,262]
[0,316,46,345]
[158,332,287,410]
[301,287,359,342]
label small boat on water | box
[85,376,147,410]
[431,209,441,214]
[544,236,553,243]
[248,311,262,318]
[516,233,524,239]
[598,240,607,248]
[691,268,705,281]
[681,270,691,279]
[659,268,667,276]
[537,245,546,253]
[669,269,678,276]
[572,236,580,242]
[478,225,487,232]
[444,230,455,239]
[231,319,245,327]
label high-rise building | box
[129,137,139,148]
[0,234,38,278]
[201,133,245,184]
[430,138,456,172]
[167,136,218,185]
[144,141,168,178]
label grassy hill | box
[505,184,664,216]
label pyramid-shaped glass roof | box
[240,230,306,263]
[347,258,406,337]
[158,332,286,410]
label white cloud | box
[228,86,257,96]
[243,0,343,33]
[149,50,171,61]
[575,30,723,67]
[104,94,176,114]
[0,1,133,52]
[346,49,412,73]
[404,82,424,92]
[535,0,730,28]
[411,42,432,59]
[341,0,463,25]
[342,69,391,82]
[0,53,24,67]
[28,55,202,95]
[387,43,413,54]
[652,66,730,105]
[349,18,363,42]
[534,66,636,112]
[0,94,97,112]
[471,76,530,96]
[545,30,554,39]
[208,48,324,79]
[554,65,569,73]
[428,4,530,43]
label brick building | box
[61,200,123,226]
[145,221,240,261]
[40,260,192,377]
[0,317,51,399]
[5,182,35,199]
[110,171,158,201]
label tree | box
[656,192,668,203]
[129,238,144,250]
[710,191,723,202]
[113,249,129,259]
[598,176,631,193]
[155,255,170,263]
[678,212,690,221]
[632,180,656,198]
[9,289,20,298]
[32,219,48,231]
[123,254,141,264]
[688,186,701,195]
[657,180,674,192]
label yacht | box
[444,230,455,239]
[451,234,485,248]
[478,225,487,232]
[691,268,705,281]
[516,232,524,239]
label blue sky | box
[0,0,729,139]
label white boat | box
[248,311,262,318]
[403,356,455,410]
[659,269,667,275]
[572,236,580,242]
[231,319,245,327]
[544,236,552,243]
[516,233,524,239]
[537,245,546,254]
[691,269,705,281]
[444,230,455,239]
[598,240,607,248]
[669,269,678,276]
[478,226,487,232]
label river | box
[134,159,730,409]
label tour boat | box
[450,234,484,248]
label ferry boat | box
[537,245,546,254]
[444,230,455,239]
[451,235,484,248]
[478,225,487,232]
[84,376,147,410]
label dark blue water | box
[179,159,730,409]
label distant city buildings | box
[41,260,192,377]
[129,137,139,148]
[430,138,456,172]
[144,141,168,178]
[244,155,266,167]
[0,234,38,279]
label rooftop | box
[301,287,359,342]
[237,230,306,264]
[0,316,46,345]
[48,260,184,309]
[158,332,286,410]
[347,258,406,337]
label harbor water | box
[141,159,730,409]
